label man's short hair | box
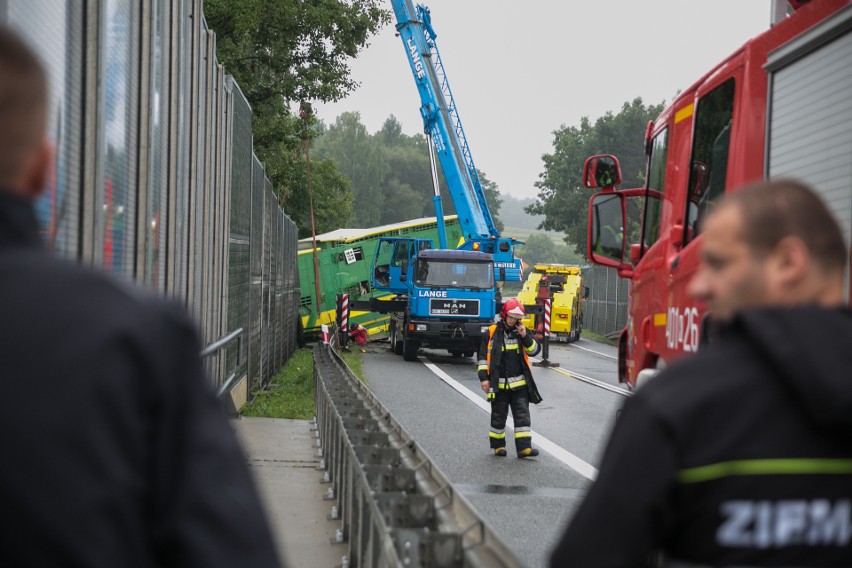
[723,179,848,272]
[0,26,48,186]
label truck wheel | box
[449,350,463,358]
[392,323,404,355]
[296,318,306,348]
[463,351,475,358]
[402,335,419,361]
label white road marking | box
[568,342,618,360]
[422,359,598,481]
[534,362,632,397]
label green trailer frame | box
[298,216,464,338]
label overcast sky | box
[315,1,773,201]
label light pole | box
[300,101,322,320]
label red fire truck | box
[584,0,852,389]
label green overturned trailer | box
[297,216,464,339]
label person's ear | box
[18,137,53,199]
[770,236,809,285]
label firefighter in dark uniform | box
[0,27,280,567]
[478,298,542,457]
[550,180,852,567]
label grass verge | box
[241,347,315,419]
[582,330,619,347]
[337,347,366,382]
[240,345,366,419]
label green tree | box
[313,112,388,227]
[381,178,428,224]
[516,233,558,266]
[280,157,353,239]
[376,116,431,224]
[527,98,664,256]
[204,0,389,233]
[311,111,507,231]
[376,114,406,146]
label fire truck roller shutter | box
[766,8,852,288]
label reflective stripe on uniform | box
[515,431,532,439]
[503,343,519,351]
[498,377,527,390]
[489,431,506,440]
[477,364,489,372]
[678,458,852,484]
[525,340,537,353]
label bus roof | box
[298,215,459,246]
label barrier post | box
[533,299,559,368]
[336,293,350,349]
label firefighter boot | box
[517,448,540,458]
[494,448,507,457]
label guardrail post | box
[311,341,524,567]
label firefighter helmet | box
[501,298,525,319]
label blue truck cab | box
[371,237,496,360]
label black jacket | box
[479,322,536,379]
[0,192,281,567]
[478,322,542,404]
[550,307,852,567]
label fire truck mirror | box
[582,154,622,190]
[588,192,626,266]
[630,243,643,265]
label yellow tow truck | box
[517,264,585,343]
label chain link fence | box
[2,0,299,403]
[581,265,630,338]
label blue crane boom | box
[391,0,522,281]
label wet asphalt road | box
[359,335,628,568]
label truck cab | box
[518,264,586,343]
[373,239,497,360]
[582,0,852,390]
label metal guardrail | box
[201,328,244,415]
[200,327,244,358]
[312,339,524,568]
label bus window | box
[685,78,735,244]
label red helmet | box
[501,298,525,319]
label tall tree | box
[376,116,431,223]
[376,114,405,146]
[527,98,664,255]
[280,156,353,239]
[313,112,388,227]
[312,111,508,231]
[516,233,558,266]
[204,0,389,233]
